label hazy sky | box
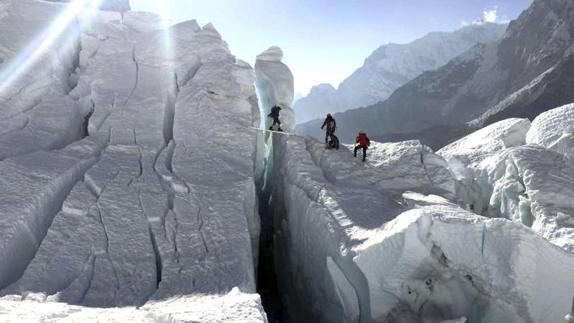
[131,0,532,95]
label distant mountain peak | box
[297,0,574,150]
[293,23,507,124]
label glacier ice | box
[1,1,573,322]
[526,103,574,156]
[267,134,574,323]
[0,0,261,311]
[438,106,574,252]
[255,46,295,132]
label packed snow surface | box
[0,288,267,323]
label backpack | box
[328,134,340,150]
[357,133,370,147]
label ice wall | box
[438,106,574,252]
[0,1,261,309]
[270,135,574,323]
[254,46,295,132]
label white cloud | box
[461,7,500,26]
[483,7,498,23]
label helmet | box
[327,113,332,117]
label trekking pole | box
[566,296,574,323]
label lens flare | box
[0,0,103,97]
[158,1,173,61]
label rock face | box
[0,0,261,312]
[293,23,506,124]
[297,0,574,148]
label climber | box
[268,105,283,132]
[354,130,370,162]
[320,113,337,145]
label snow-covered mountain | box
[293,23,507,124]
[298,0,574,149]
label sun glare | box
[0,0,103,97]
[158,1,173,61]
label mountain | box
[297,0,574,149]
[293,23,507,124]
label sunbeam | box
[158,0,173,62]
[0,0,103,98]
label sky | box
[130,0,532,96]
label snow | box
[439,118,531,169]
[1,1,573,322]
[438,107,574,252]
[0,288,267,323]
[526,103,574,156]
[0,0,260,312]
[270,134,574,322]
[293,23,507,124]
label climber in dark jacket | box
[354,131,371,162]
[268,105,283,131]
[321,113,337,144]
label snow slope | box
[293,23,506,124]
[0,0,262,315]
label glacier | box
[438,105,574,253]
[0,1,573,323]
[262,132,574,322]
[0,0,264,320]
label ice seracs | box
[526,103,574,156]
[255,46,295,132]
[269,134,574,322]
[0,0,260,311]
[438,105,574,253]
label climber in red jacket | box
[354,131,370,162]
